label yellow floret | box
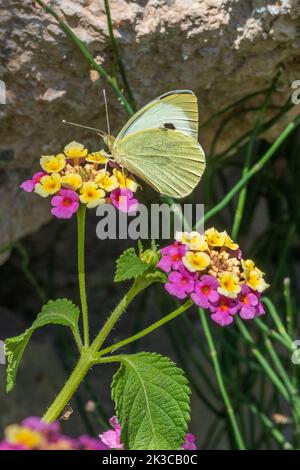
[182,251,211,272]
[5,425,44,449]
[113,169,138,192]
[205,228,225,247]
[218,271,241,299]
[80,182,106,208]
[95,171,119,192]
[246,269,269,293]
[34,173,61,197]
[40,154,66,173]
[86,150,109,164]
[222,231,239,251]
[61,173,82,190]
[64,141,88,159]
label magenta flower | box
[0,441,27,450]
[191,275,220,309]
[165,267,197,299]
[110,188,139,213]
[182,433,197,450]
[238,285,258,319]
[20,171,46,193]
[21,416,59,438]
[51,189,79,219]
[78,435,108,450]
[99,416,124,450]
[210,296,238,326]
[238,285,263,320]
[157,242,187,273]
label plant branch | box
[90,276,156,354]
[77,204,89,347]
[96,299,193,358]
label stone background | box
[1,0,300,447]
[1,0,300,248]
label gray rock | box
[1,0,300,247]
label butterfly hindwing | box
[114,128,205,198]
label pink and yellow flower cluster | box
[157,228,269,327]
[0,416,105,450]
[20,141,140,219]
[0,416,196,451]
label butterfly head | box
[103,134,115,151]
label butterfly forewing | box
[114,128,205,198]
[115,90,198,143]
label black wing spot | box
[163,122,176,130]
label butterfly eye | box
[163,123,176,130]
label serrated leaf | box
[111,352,191,450]
[114,248,149,282]
[5,299,80,392]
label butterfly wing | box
[114,128,205,198]
[115,90,199,143]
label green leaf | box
[5,299,80,392]
[114,248,149,282]
[111,352,191,450]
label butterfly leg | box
[121,164,127,190]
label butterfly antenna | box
[62,120,106,137]
[103,89,111,136]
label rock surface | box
[1,0,300,247]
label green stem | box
[198,309,246,450]
[284,278,293,338]
[249,403,292,450]
[35,0,134,116]
[236,318,300,415]
[195,112,300,229]
[104,0,136,110]
[255,317,291,350]
[77,204,89,347]
[231,81,275,239]
[90,277,155,353]
[97,299,193,358]
[217,97,293,160]
[43,276,156,422]
[262,297,293,347]
[42,351,94,423]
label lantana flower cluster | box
[20,141,140,219]
[157,228,269,327]
[0,416,104,450]
[0,416,196,451]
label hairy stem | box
[90,277,155,354]
[77,204,89,347]
[42,351,94,423]
[97,299,193,358]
